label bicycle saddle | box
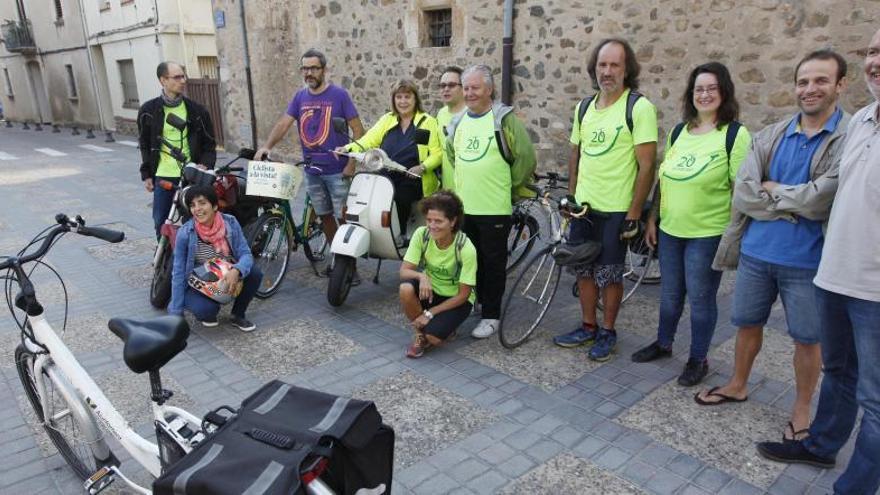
[108,316,190,373]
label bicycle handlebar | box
[0,215,125,272]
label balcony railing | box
[1,19,36,53]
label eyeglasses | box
[300,66,324,73]
[694,85,720,95]
[438,83,461,89]
[166,74,187,81]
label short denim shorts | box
[731,254,820,344]
[304,172,349,218]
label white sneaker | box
[471,319,499,339]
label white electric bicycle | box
[3,214,336,494]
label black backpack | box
[668,121,743,166]
[576,91,643,135]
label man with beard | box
[436,66,466,191]
[553,38,658,362]
[695,50,850,445]
[257,49,364,246]
[138,61,217,238]
[756,31,880,495]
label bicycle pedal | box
[84,466,115,494]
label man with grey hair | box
[445,64,536,338]
[757,29,880,495]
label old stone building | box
[211,0,877,167]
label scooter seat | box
[108,316,190,374]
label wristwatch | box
[423,309,434,320]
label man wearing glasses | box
[257,49,364,246]
[436,66,466,191]
[138,61,217,237]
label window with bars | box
[54,0,63,19]
[425,9,451,47]
[3,68,13,96]
[197,56,219,79]
[65,64,77,98]
[118,59,139,109]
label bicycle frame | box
[22,312,202,490]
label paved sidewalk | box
[0,125,858,494]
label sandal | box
[693,386,748,406]
[783,421,810,442]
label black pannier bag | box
[153,380,394,495]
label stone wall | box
[212,0,878,167]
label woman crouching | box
[400,191,477,357]
[168,184,263,331]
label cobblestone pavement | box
[0,126,860,494]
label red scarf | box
[195,212,231,257]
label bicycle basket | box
[552,240,601,266]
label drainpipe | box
[238,0,258,149]
[76,0,109,132]
[175,0,189,69]
[501,0,514,105]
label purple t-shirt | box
[286,84,358,175]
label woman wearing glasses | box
[339,80,443,240]
[630,62,751,386]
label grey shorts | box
[304,172,349,218]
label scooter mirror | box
[331,117,349,135]
[413,128,430,146]
[166,113,187,131]
[238,148,256,159]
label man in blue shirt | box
[696,50,851,444]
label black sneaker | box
[677,358,709,387]
[631,341,672,363]
[756,440,835,469]
[229,315,256,332]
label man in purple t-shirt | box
[256,49,364,244]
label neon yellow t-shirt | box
[658,123,751,238]
[403,226,477,303]
[436,106,464,192]
[156,104,190,178]
[570,89,658,212]
[453,110,512,215]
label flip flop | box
[693,386,748,406]
[783,421,810,442]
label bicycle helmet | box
[552,240,602,267]
[187,258,241,304]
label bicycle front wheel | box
[506,212,539,273]
[247,211,292,298]
[499,247,561,349]
[15,345,97,480]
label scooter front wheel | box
[327,255,355,307]
[150,239,172,309]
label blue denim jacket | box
[168,213,254,315]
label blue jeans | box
[152,177,179,238]
[656,231,722,361]
[805,287,880,495]
[183,267,263,321]
[731,254,820,344]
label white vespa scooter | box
[326,118,431,306]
